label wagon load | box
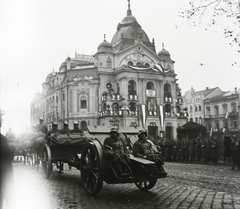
[48,133,89,146]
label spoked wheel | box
[135,179,157,191]
[42,145,52,179]
[81,144,103,196]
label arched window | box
[146,81,154,90]
[116,83,120,94]
[206,106,211,115]
[128,80,136,96]
[56,95,58,104]
[231,102,236,112]
[106,58,112,68]
[222,104,227,114]
[214,105,219,115]
[129,102,137,112]
[164,83,172,97]
[79,96,87,110]
[165,104,172,115]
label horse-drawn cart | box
[42,126,167,196]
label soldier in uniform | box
[104,127,130,177]
[44,122,60,142]
[34,117,48,134]
[133,129,165,173]
[231,136,240,170]
[70,122,83,134]
[189,138,196,162]
[60,121,70,134]
[195,137,202,162]
[211,136,219,164]
[223,134,232,163]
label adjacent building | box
[183,87,240,137]
[30,1,187,140]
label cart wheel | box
[42,145,52,179]
[135,179,157,191]
[81,144,103,196]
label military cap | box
[138,129,147,136]
[110,127,119,134]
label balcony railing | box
[98,110,138,117]
[128,95,138,101]
[148,111,157,116]
[164,96,172,103]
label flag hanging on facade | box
[210,127,213,137]
[225,112,229,119]
[158,105,164,130]
[139,104,146,128]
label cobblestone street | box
[4,161,240,209]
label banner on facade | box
[158,105,164,130]
[139,104,146,128]
[225,112,229,119]
[210,127,213,137]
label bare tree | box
[180,0,240,49]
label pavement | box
[2,159,240,209]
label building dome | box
[158,48,170,56]
[111,0,151,48]
[97,38,113,53]
[121,15,137,24]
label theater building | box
[30,1,187,140]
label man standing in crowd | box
[0,109,15,209]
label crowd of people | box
[149,134,240,170]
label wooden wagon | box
[42,126,167,196]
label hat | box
[63,121,68,125]
[138,129,147,136]
[52,122,58,126]
[110,127,119,134]
[39,117,44,121]
[73,121,79,125]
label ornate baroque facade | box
[30,1,187,139]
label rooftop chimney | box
[206,87,209,90]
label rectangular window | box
[199,105,201,111]
[81,100,87,109]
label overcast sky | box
[0,0,239,134]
